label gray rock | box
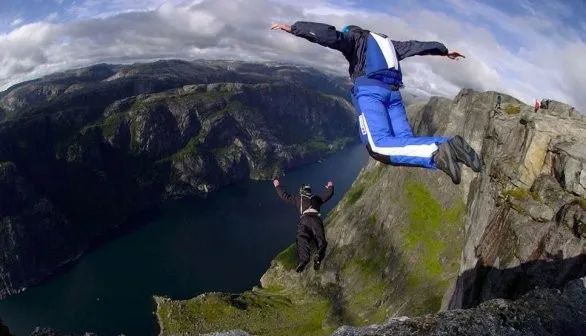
[333,277,586,336]
[557,202,586,238]
[451,101,586,309]
[509,197,555,222]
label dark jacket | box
[291,21,449,84]
[275,185,334,216]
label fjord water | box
[0,144,368,336]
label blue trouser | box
[351,84,448,169]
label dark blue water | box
[0,144,368,336]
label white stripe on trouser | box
[359,114,438,158]
[370,33,398,70]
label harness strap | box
[300,194,320,216]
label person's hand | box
[447,51,465,60]
[273,179,280,188]
[326,181,334,188]
[271,23,292,33]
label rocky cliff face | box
[334,276,586,336]
[156,90,585,336]
[449,92,586,309]
[0,60,356,299]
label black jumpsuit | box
[275,185,334,266]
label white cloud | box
[10,18,23,27]
[0,0,584,113]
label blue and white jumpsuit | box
[291,22,449,169]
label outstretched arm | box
[320,181,334,203]
[273,179,297,206]
[391,40,465,61]
[271,21,354,56]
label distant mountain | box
[0,60,356,299]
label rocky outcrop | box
[0,60,356,299]
[333,277,586,336]
[538,99,581,119]
[157,90,586,336]
[449,94,586,309]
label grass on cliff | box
[341,238,391,325]
[100,113,127,138]
[400,179,465,314]
[157,290,333,336]
[274,244,297,271]
[344,165,385,206]
[504,104,521,115]
[503,187,541,201]
[80,112,127,139]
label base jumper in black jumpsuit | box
[274,180,334,272]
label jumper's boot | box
[434,142,461,184]
[447,136,482,172]
[313,258,322,271]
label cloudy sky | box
[1,0,585,111]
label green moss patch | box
[504,187,531,200]
[345,184,365,205]
[100,113,126,139]
[367,214,377,226]
[339,232,390,325]
[274,244,297,271]
[157,290,333,336]
[504,104,521,115]
[342,166,386,206]
[400,179,465,314]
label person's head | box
[299,184,312,196]
[341,25,362,34]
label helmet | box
[299,184,312,196]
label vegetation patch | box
[504,187,530,200]
[400,179,465,314]
[504,104,521,115]
[99,113,126,139]
[504,187,542,201]
[172,136,203,160]
[345,184,365,205]
[156,290,333,336]
[341,165,385,207]
[340,235,390,325]
[274,244,297,271]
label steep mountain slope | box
[157,90,586,336]
[0,60,356,299]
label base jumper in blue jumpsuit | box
[271,22,481,184]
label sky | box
[1,0,585,111]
